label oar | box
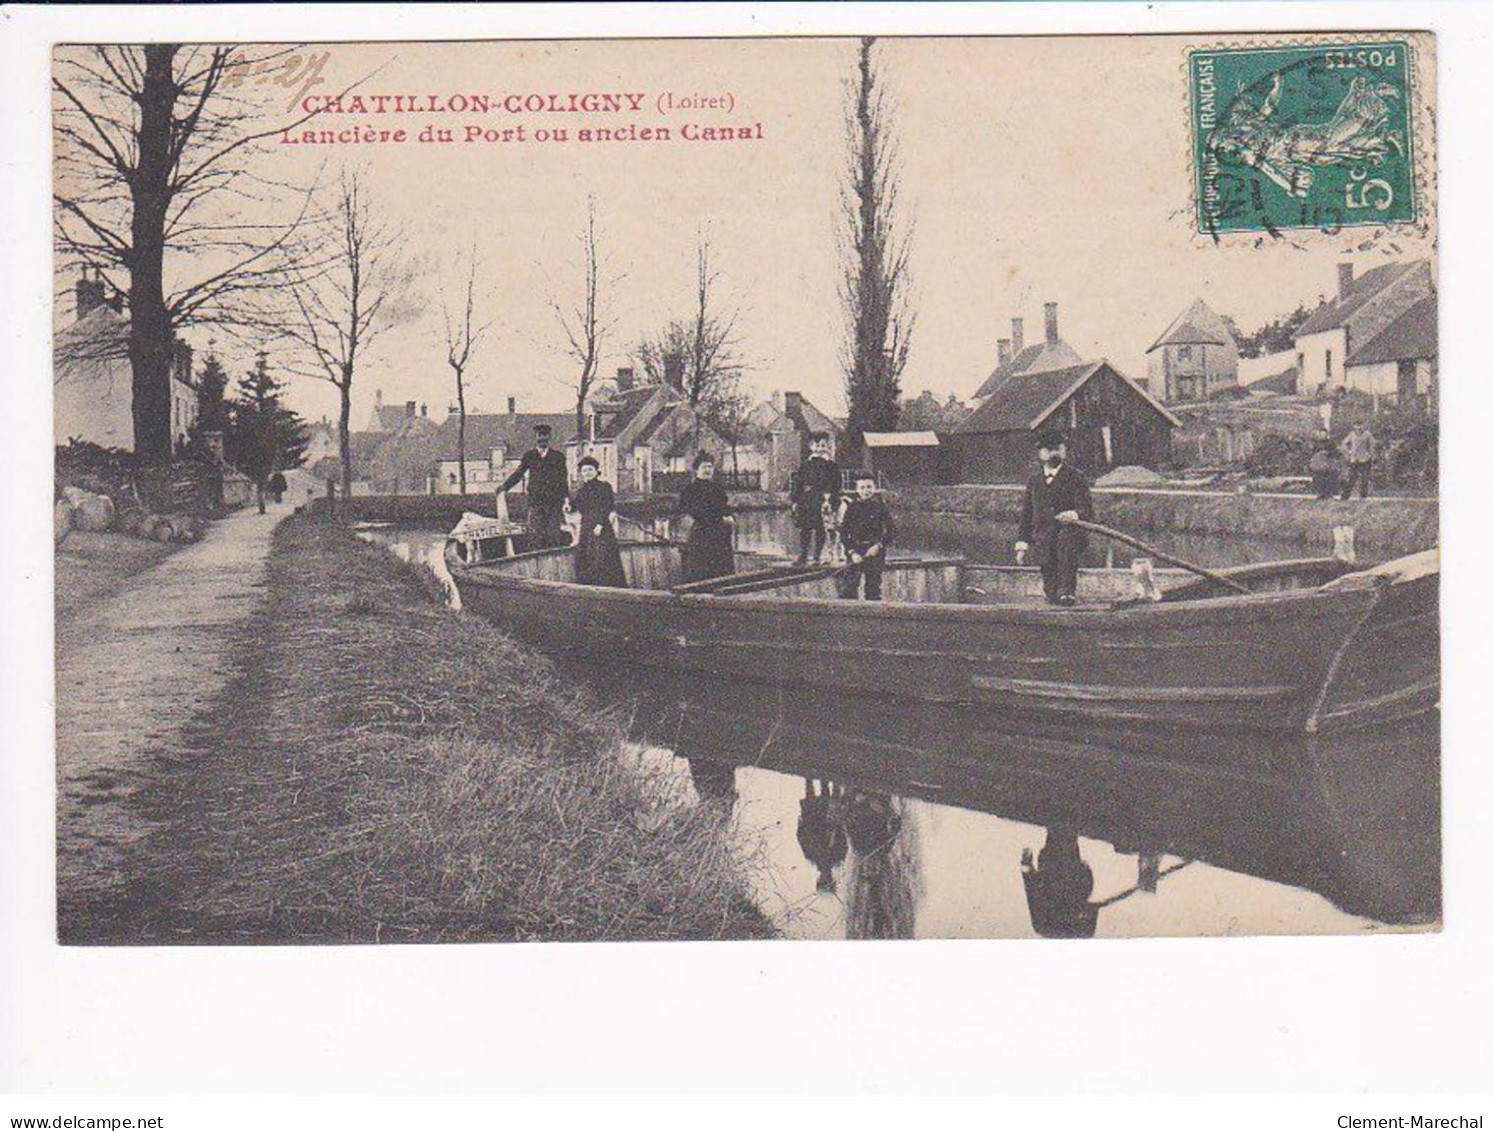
[1060,517,1252,595]
[616,514,677,546]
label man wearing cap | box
[498,422,570,548]
[1015,430,1093,607]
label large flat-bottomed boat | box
[444,530,1438,736]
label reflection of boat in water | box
[591,668,1439,929]
[447,533,1438,736]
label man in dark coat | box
[498,422,570,548]
[837,470,895,600]
[1015,430,1093,606]
[792,432,840,565]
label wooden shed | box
[862,431,949,486]
[948,361,1179,483]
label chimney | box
[784,391,804,423]
[507,396,517,415]
[1044,302,1060,345]
[1011,317,1025,354]
[375,389,383,408]
[997,338,1012,367]
[406,400,417,419]
[771,391,784,413]
[420,402,428,418]
[74,269,107,322]
[1337,263,1354,300]
[663,355,684,390]
[616,366,636,392]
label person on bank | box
[1308,426,1339,501]
[837,470,895,601]
[1338,419,1377,500]
[1015,430,1093,607]
[677,451,736,583]
[568,456,626,588]
[792,432,841,566]
[498,422,570,548]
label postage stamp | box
[1190,40,1417,236]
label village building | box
[54,271,198,452]
[567,369,730,494]
[862,431,945,487]
[1344,292,1437,408]
[430,400,577,495]
[948,360,1179,483]
[1293,259,1434,397]
[972,304,1082,403]
[1144,298,1241,403]
[747,390,845,492]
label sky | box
[58,35,1436,429]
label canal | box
[355,512,1439,940]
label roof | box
[1147,298,1235,351]
[590,386,665,441]
[435,411,577,459]
[864,431,940,447]
[1296,261,1423,337]
[974,340,1083,400]
[956,361,1182,434]
[784,394,839,436]
[1346,294,1437,367]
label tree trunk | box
[456,372,467,496]
[338,374,353,506]
[128,45,179,464]
[256,481,266,515]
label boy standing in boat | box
[497,422,570,548]
[837,470,895,600]
[1015,430,1093,607]
[792,432,841,565]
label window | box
[1177,345,1192,361]
[1326,348,1334,381]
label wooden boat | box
[444,533,1439,736]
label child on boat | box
[1015,430,1093,607]
[837,470,895,600]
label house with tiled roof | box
[430,398,578,495]
[566,369,729,495]
[1145,297,1240,404]
[948,360,1179,483]
[973,303,1083,402]
[747,390,845,492]
[1344,292,1437,406]
[54,271,198,453]
[1293,260,1433,396]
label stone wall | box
[888,484,1438,561]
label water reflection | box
[589,667,1439,940]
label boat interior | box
[459,534,1365,608]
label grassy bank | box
[55,529,180,619]
[63,513,772,944]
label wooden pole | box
[1062,517,1253,595]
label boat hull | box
[449,551,1435,735]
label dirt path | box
[55,503,290,915]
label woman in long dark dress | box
[569,456,626,587]
[677,451,736,583]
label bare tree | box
[839,37,916,461]
[53,45,322,462]
[442,245,490,496]
[700,381,756,479]
[548,199,616,437]
[636,231,745,449]
[280,169,409,502]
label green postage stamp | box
[1190,40,1417,235]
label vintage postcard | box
[52,32,1439,945]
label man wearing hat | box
[498,422,570,548]
[1014,430,1093,606]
